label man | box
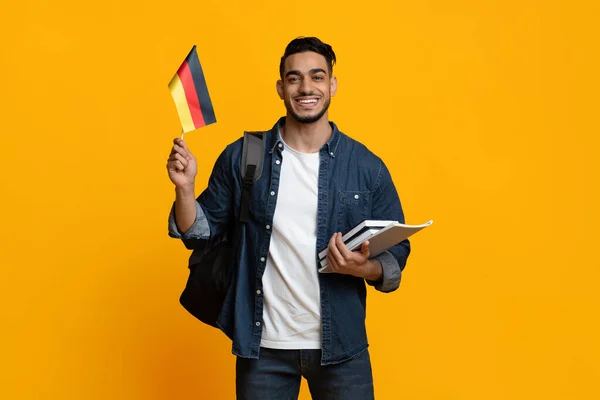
[167,37,411,400]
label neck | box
[280,114,332,153]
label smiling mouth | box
[295,98,319,108]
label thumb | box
[361,241,370,258]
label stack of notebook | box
[318,219,433,273]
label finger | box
[327,251,341,272]
[177,139,189,151]
[177,139,194,159]
[335,232,354,260]
[327,248,342,272]
[170,143,187,158]
[173,153,188,168]
[166,161,178,172]
[168,160,185,171]
[171,138,181,153]
[328,233,345,267]
[173,137,187,148]
[360,241,371,258]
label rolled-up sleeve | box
[367,251,402,292]
[168,201,211,240]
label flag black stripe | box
[186,46,217,125]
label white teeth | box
[298,99,318,104]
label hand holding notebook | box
[318,219,433,273]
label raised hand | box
[167,138,197,189]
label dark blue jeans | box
[236,347,375,400]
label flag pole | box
[181,128,185,140]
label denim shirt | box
[169,117,411,365]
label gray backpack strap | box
[239,131,265,223]
[241,131,266,183]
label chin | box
[287,103,330,124]
[290,112,326,124]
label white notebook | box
[317,220,397,261]
[318,220,433,273]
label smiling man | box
[167,37,411,400]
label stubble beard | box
[285,95,331,124]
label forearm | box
[363,259,383,281]
[174,184,197,234]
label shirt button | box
[256,289,262,295]
[270,191,275,196]
[354,194,359,199]
[266,225,271,230]
[330,152,334,156]
[260,257,265,262]
[255,321,261,326]
[275,160,281,165]
[278,143,283,148]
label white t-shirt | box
[260,139,321,349]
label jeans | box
[236,347,375,400]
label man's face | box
[277,51,338,124]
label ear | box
[276,80,284,100]
[330,76,338,97]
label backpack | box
[179,131,266,328]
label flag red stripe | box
[187,46,217,125]
[177,61,206,128]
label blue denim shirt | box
[169,117,411,365]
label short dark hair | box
[279,37,337,79]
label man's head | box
[277,37,338,124]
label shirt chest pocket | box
[337,190,371,232]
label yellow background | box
[1,0,599,399]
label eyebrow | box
[285,68,328,78]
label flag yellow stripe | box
[168,73,196,133]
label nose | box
[299,77,313,95]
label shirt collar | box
[268,116,342,158]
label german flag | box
[169,45,217,133]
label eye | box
[288,76,300,83]
[313,75,324,81]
